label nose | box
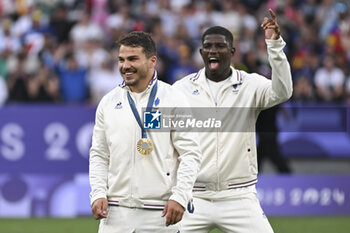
[208,45,218,54]
[120,60,131,71]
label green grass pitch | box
[0,216,349,233]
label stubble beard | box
[124,78,138,87]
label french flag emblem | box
[232,84,239,92]
[154,97,160,106]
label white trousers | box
[98,206,180,233]
[181,192,274,233]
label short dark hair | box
[201,26,234,47]
[118,31,156,58]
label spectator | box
[53,45,89,103]
[75,39,109,70]
[293,75,314,102]
[70,10,103,49]
[7,53,30,102]
[105,4,134,44]
[316,0,338,41]
[314,55,345,102]
[167,43,197,84]
[90,0,109,27]
[0,19,22,54]
[27,64,60,102]
[158,0,180,37]
[49,4,73,43]
[218,0,242,37]
[179,3,200,39]
[88,56,123,104]
[292,52,320,102]
[22,9,53,56]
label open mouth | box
[208,57,219,70]
[123,71,136,78]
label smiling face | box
[118,45,156,92]
[200,34,235,82]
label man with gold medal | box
[125,62,157,155]
[89,31,202,233]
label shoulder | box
[233,70,271,93]
[173,71,200,88]
[158,80,182,97]
[98,85,124,107]
[239,70,269,84]
[158,80,190,106]
[172,71,202,96]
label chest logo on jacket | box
[192,89,200,95]
[115,101,123,109]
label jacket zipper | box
[130,92,144,203]
[215,84,230,190]
[215,90,219,190]
[206,86,219,190]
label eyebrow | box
[118,55,139,60]
[203,42,229,46]
[203,41,227,44]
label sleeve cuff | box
[169,193,187,209]
[265,37,286,48]
[90,193,107,206]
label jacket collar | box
[191,66,242,93]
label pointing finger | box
[269,9,277,22]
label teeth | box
[209,58,218,61]
[125,72,133,75]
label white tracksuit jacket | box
[173,38,292,198]
[89,79,202,209]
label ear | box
[149,55,157,68]
[231,47,236,56]
[150,55,157,63]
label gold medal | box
[137,138,154,155]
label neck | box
[206,68,232,82]
[129,83,149,93]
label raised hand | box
[261,9,280,40]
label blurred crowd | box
[1,0,350,106]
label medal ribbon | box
[127,76,158,139]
